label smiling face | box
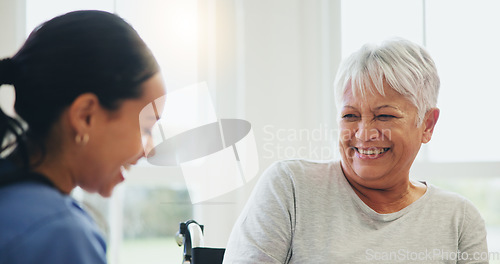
[78,73,166,197]
[338,81,436,189]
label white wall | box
[190,0,342,248]
[0,0,25,116]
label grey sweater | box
[223,160,488,263]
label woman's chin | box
[350,166,387,183]
[97,179,122,197]
[97,187,115,198]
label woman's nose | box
[355,120,380,141]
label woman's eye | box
[377,115,396,121]
[342,114,359,121]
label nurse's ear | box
[421,108,440,144]
[67,93,100,138]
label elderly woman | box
[0,11,164,263]
[223,39,488,263]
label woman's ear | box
[68,93,99,135]
[422,108,440,144]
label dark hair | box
[0,10,159,168]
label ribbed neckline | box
[332,160,433,222]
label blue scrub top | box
[0,160,107,264]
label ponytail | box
[0,58,15,85]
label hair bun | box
[0,58,15,85]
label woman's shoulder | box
[0,181,71,215]
[259,159,343,192]
[425,183,483,219]
[0,182,107,262]
[427,183,472,204]
[0,182,100,249]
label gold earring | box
[75,134,89,145]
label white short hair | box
[334,38,440,125]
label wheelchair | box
[176,220,225,264]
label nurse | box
[0,10,165,263]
